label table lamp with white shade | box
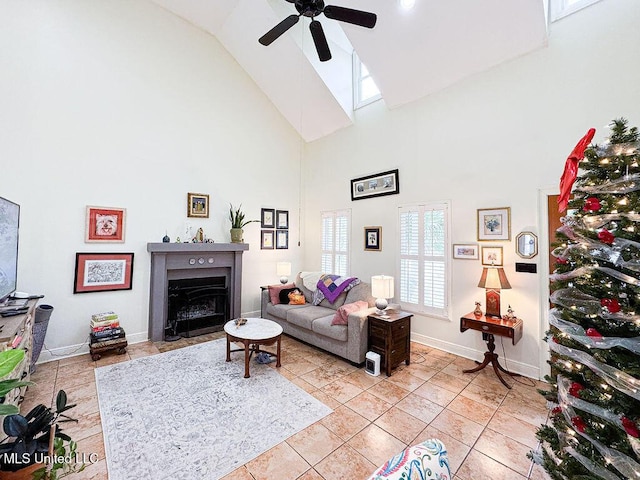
[276,262,292,284]
[371,275,394,318]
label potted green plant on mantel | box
[0,349,84,480]
[228,204,259,243]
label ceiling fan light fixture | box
[399,0,416,10]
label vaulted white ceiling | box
[150,0,549,142]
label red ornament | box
[622,417,640,438]
[601,298,621,313]
[572,416,587,433]
[583,197,602,212]
[569,382,585,398]
[552,406,562,415]
[586,328,603,339]
[556,257,568,265]
[598,229,615,245]
[558,128,596,213]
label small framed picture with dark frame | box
[261,230,274,249]
[276,230,289,249]
[85,206,126,243]
[276,210,289,229]
[187,193,209,218]
[481,246,503,266]
[364,226,382,251]
[261,208,275,228]
[452,244,479,260]
[73,252,134,294]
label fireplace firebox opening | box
[165,276,229,340]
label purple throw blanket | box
[316,274,359,303]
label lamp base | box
[279,276,289,285]
[485,289,502,318]
[375,298,390,318]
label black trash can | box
[30,304,53,374]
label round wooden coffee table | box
[224,318,283,378]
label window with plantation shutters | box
[321,210,350,276]
[398,203,450,318]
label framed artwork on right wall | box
[477,207,511,241]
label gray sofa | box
[260,275,375,364]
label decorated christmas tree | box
[535,119,640,479]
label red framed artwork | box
[85,206,126,243]
[74,252,134,294]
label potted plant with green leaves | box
[228,204,259,243]
[0,349,84,479]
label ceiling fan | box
[259,0,377,62]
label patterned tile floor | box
[25,333,552,480]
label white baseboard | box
[410,332,541,380]
[36,331,149,364]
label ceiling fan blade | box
[309,20,331,62]
[259,14,300,46]
[323,5,377,28]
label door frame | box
[537,186,558,380]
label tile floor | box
[24,333,552,480]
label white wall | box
[0,1,303,357]
[302,0,640,378]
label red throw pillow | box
[268,283,295,305]
[331,301,369,325]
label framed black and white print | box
[261,208,275,228]
[261,230,274,249]
[351,169,399,201]
[364,226,382,251]
[74,252,134,293]
[276,210,289,229]
[276,230,289,249]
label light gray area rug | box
[95,339,332,480]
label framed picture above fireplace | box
[74,252,134,293]
[187,192,209,218]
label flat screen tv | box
[0,196,20,304]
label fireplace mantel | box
[147,242,249,341]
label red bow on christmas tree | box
[558,128,596,212]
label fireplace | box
[167,276,228,338]
[147,243,248,341]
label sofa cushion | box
[294,275,315,303]
[268,283,295,305]
[345,281,375,306]
[286,306,332,330]
[312,316,348,341]
[266,302,308,318]
[332,300,369,325]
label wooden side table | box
[368,311,412,376]
[460,311,523,388]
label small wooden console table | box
[460,312,523,389]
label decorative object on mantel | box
[474,301,482,317]
[351,169,399,201]
[187,193,209,218]
[162,232,170,243]
[229,204,259,243]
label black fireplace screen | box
[166,276,228,338]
